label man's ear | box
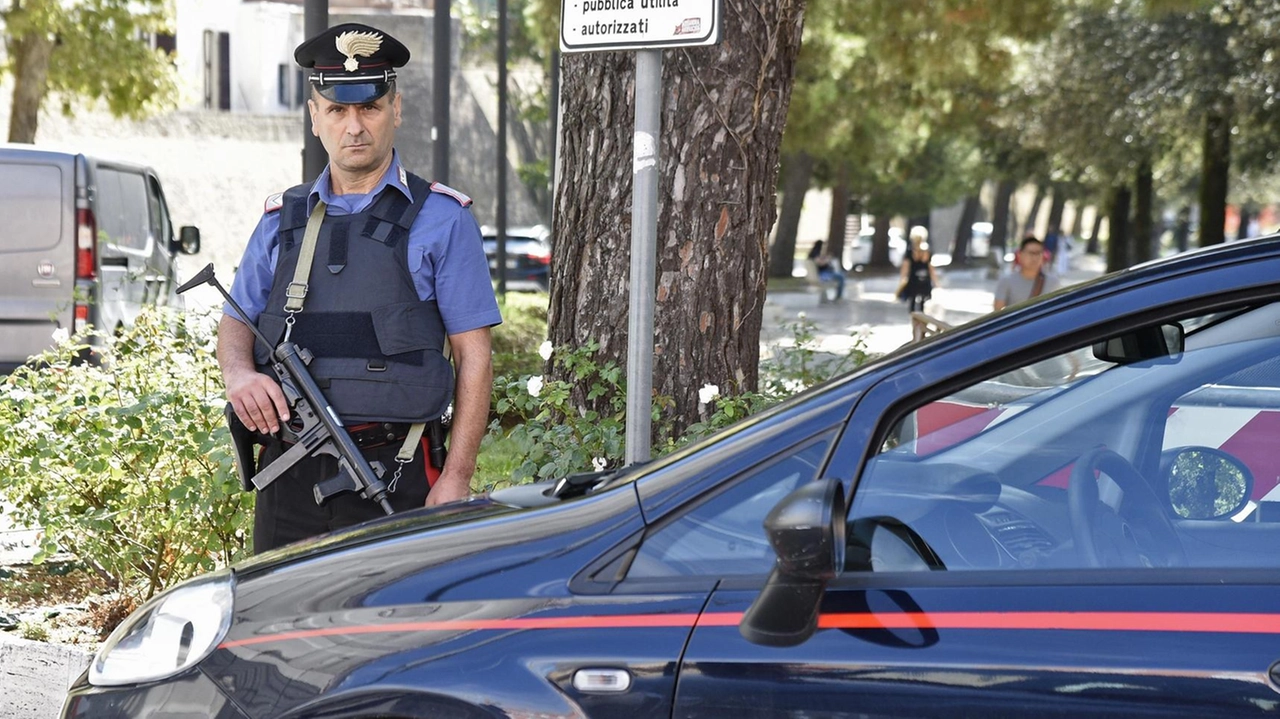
[307,98,320,136]
[393,92,403,128]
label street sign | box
[560,0,721,53]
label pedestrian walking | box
[898,227,939,340]
[994,236,1061,311]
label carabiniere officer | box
[217,23,502,554]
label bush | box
[490,293,549,384]
[480,317,870,489]
[0,309,251,603]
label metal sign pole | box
[625,48,662,465]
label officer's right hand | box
[225,370,290,434]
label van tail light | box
[76,208,97,280]
[74,303,89,333]
[530,249,551,265]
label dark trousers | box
[252,438,433,553]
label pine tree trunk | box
[7,26,55,143]
[950,195,980,266]
[1106,185,1132,273]
[549,0,807,440]
[825,161,852,268]
[769,150,815,278]
[991,180,1015,259]
[1132,158,1154,264]
[1019,185,1044,241]
[1045,191,1067,236]
[1087,213,1103,255]
[1199,108,1231,247]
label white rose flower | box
[526,375,544,398]
[797,312,807,320]
[538,341,553,361]
[51,327,69,344]
[592,457,607,472]
[698,383,720,406]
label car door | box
[676,288,1280,717]
[93,164,155,330]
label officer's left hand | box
[425,473,471,506]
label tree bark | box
[869,216,892,267]
[1106,185,1132,273]
[991,180,1015,259]
[1087,212,1103,255]
[7,25,55,144]
[1018,185,1045,241]
[1132,157,1154,264]
[549,0,806,440]
[1199,108,1231,247]
[826,161,851,269]
[1045,191,1067,237]
[950,195,981,266]
[768,150,815,279]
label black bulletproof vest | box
[253,173,453,424]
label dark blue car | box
[64,236,1280,717]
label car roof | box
[480,224,551,240]
[0,143,156,175]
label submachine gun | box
[177,263,395,515]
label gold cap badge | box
[335,30,383,73]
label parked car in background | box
[482,224,552,292]
[968,221,993,258]
[63,233,1280,718]
[0,145,200,372]
[844,227,905,269]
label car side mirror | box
[174,226,201,255]
[739,478,845,648]
[1160,446,1251,520]
[1093,323,1183,365]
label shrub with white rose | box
[0,308,252,603]
[484,316,870,485]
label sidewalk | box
[763,252,1109,358]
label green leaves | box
[0,308,250,603]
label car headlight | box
[89,571,234,687]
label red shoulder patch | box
[263,192,284,213]
[430,182,472,208]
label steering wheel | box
[1067,447,1186,568]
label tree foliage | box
[0,309,250,603]
[2,0,177,142]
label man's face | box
[1019,242,1045,273]
[308,90,401,176]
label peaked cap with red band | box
[294,23,410,104]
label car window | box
[0,162,62,252]
[848,301,1280,573]
[96,168,150,251]
[626,434,835,578]
[146,176,172,247]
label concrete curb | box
[0,634,91,719]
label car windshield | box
[877,302,1280,492]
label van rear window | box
[0,163,63,252]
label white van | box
[0,145,200,372]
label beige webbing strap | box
[396,423,427,463]
[392,339,453,466]
[284,200,328,313]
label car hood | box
[232,495,521,574]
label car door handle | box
[571,668,632,693]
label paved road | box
[763,252,1107,358]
